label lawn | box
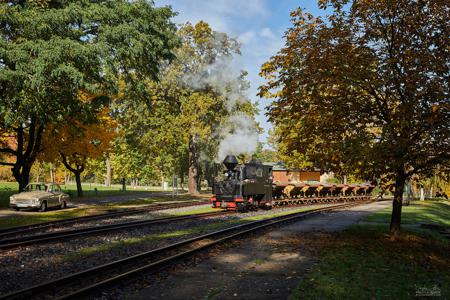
[0,181,168,209]
[0,206,120,228]
[0,182,18,209]
[363,200,450,226]
[108,193,211,207]
[290,200,449,300]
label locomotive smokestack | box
[223,155,238,171]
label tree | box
[253,142,279,163]
[116,22,258,194]
[109,136,160,187]
[42,109,117,197]
[0,0,178,191]
[259,0,449,232]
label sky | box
[155,0,325,146]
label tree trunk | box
[105,158,112,187]
[122,178,126,191]
[60,153,85,198]
[2,121,44,192]
[180,174,184,191]
[390,174,406,233]
[50,164,55,183]
[13,164,32,192]
[75,171,83,197]
[188,136,199,194]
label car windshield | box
[24,184,47,192]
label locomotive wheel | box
[262,204,273,210]
[237,203,248,213]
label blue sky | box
[155,0,324,145]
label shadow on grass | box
[290,225,449,300]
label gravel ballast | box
[0,203,332,295]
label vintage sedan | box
[9,183,69,211]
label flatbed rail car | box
[211,155,374,212]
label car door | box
[53,184,63,205]
[47,184,58,207]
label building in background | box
[266,162,321,183]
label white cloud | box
[237,31,256,45]
[157,0,269,33]
[260,27,276,39]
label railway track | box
[0,200,371,300]
[0,198,370,250]
[0,211,231,250]
[0,201,209,239]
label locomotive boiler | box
[211,155,273,212]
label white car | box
[9,183,69,211]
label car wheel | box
[60,201,67,209]
[13,207,20,211]
[39,201,47,212]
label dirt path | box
[130,201,391,300]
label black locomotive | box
[211,155,273,211]
[211,155,375,212]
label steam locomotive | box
[211,155,374,212]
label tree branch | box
[0,148,17,155]
[60,152,77,173]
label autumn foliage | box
[260,0,449,232]
[42,109,117,196]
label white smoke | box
[182,55,250,111]
[216,113,259,162]
[181,32,259,162]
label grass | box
[363,200,450,226]
[0,181,208,229]
[107,194,210,207]
[0,181,168,208]
[0,182,18,209]
[0,195,208,229]
[0,206,120,228]
[290,200,450,300]
[207,288,223,300]
[64,228,195,261]
[170,206,218,215]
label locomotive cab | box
[212,155,273,212]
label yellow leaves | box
[193,21,213,43]
[77,90,106,103]
[41,108,117,163]
[28,0,52,9]
[431,104,439,113]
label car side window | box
[54,185,61,192]
[48,185,53,192]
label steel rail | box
[0,211,231,250]
[0,201,209,238]
[0,200,371,300]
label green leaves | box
[0,0,178,189]
[0,0,178,125]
